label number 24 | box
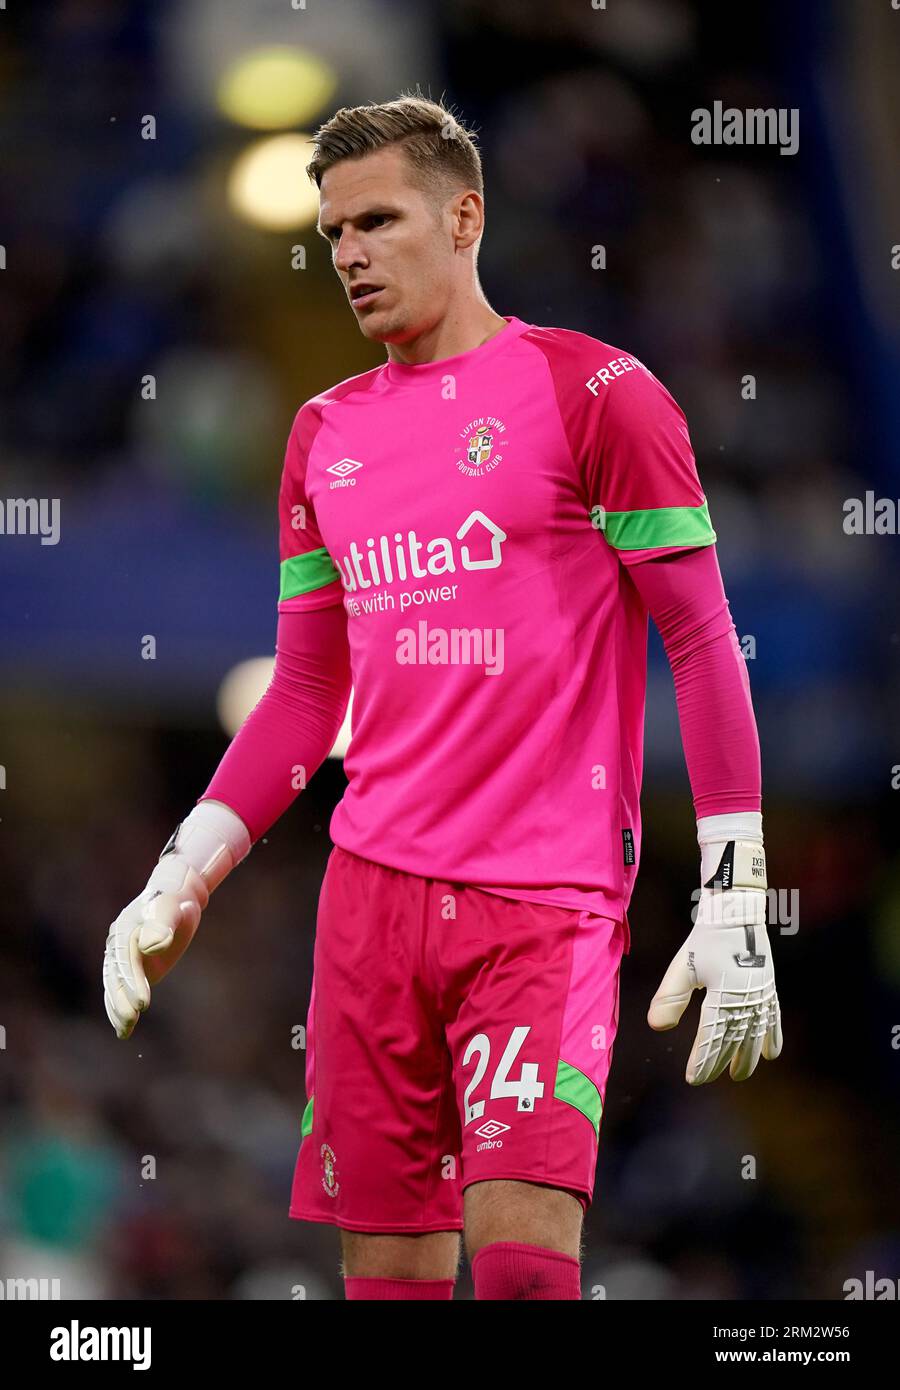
[462,1025,545,1123]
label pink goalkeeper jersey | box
[277,316,716,921]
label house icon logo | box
[457,511,507,569]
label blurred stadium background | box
[1,0,899,1300]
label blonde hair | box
[306,92,483,210]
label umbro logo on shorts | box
[474,1120,510,1140]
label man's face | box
[316,146,460,344]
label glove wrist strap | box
[697,812,766,891]
[144,801,251,901]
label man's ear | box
[454,191,485,250]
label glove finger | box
[105,917,148,1013]
[138,891,184,958]
[647,952,696,1030]
[102,946,131,1033]
[103,984,124,1036]
[729,1016,765,1082]
[692,1031,741,1085]
[137,919,176,956]
[762,991,783,1061]
[686,995,742,1085]
[123,930,151,1013]
[104,976,138,1039]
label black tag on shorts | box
[622,828,635,866]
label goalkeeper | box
[103,95,781,1302]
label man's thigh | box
[439,892,627,1217]
[290,855,625,1243]
[339,1176,582,1278]
[289,848,463,1234]
[463,1179,583,1259]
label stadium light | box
[227,133,320,230]
[217,46,336,130]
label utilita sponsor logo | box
[337,510,507,594]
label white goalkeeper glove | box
[103,800,251,1039]
[647,812,783,1084]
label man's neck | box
[385,306,508,367]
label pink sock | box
[471,1242,581,1300]
[344,1276,455,1301]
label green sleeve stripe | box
[599,499,716,551]
[300,1096,314,1138]
[279,549,342,601]
[554,1060,602,1137]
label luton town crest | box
[321,1143,340,1198]
[456,414,508,476]
[468,425,493,467]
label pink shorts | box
[289,846,629,1233]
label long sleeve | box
[626,543,761,816]
[198,605,352,841]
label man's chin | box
[356,310,403,344]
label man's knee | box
[464,1179,583,1260]
[340,1230,460,1280]
[464,1180,583,1300]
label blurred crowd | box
[1,0,898,1298]
[2,749,898,1299]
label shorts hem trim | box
[289,1206,465,1234]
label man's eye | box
[369,214,390,228]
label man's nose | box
[334,234,366,271]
